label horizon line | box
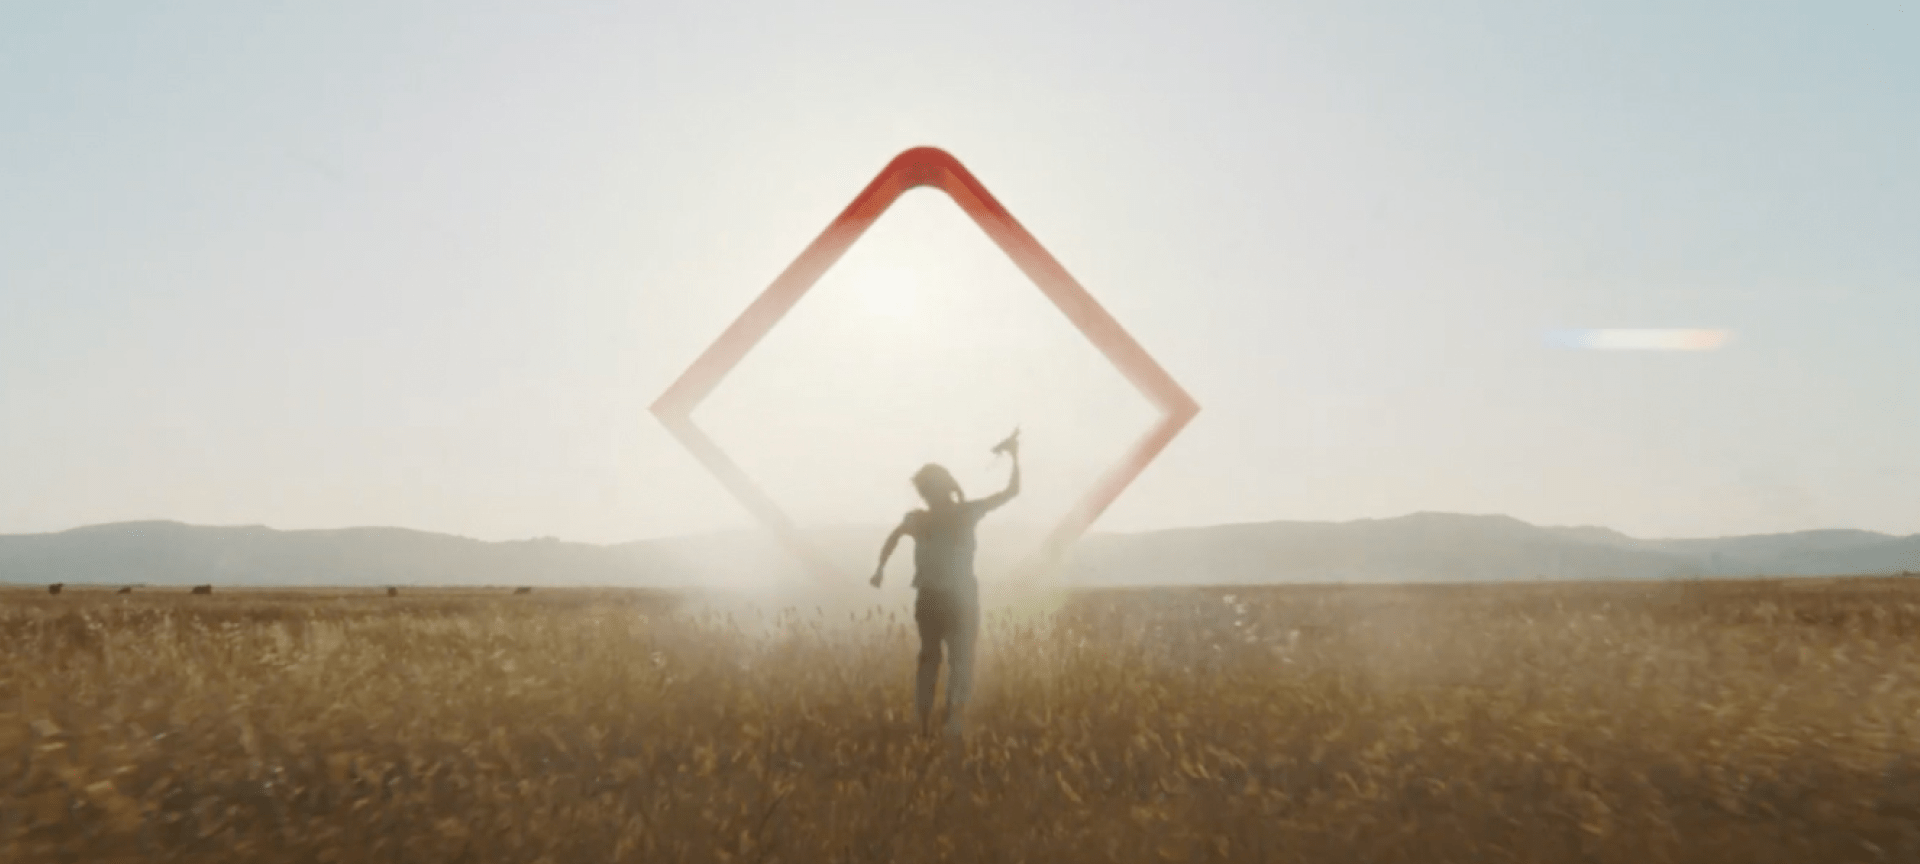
[4,511,1910,546]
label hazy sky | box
[4,1,1917,544]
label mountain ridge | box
[2,514,1915,589]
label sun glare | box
[847,264,923,322]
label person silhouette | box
[871,432,1020,737]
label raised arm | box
[974,448,1022,513]
[870,515,912,588]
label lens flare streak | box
[1545,329,1730,351]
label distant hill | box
[1071,513,1697,585]
[0,521,655,589]
[1072,513,1920,585]
[2,513,1916,589]
[1569,528,1920,577]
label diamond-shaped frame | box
[652,146,1198,583]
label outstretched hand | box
[869,571,884,589]
[992,427,1021,458]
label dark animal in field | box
[387,587,399,597]
[48,583,63,595]
[513,587,533,595]
[116,587,133,594]
[191,584,213,595]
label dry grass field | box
[4,577,1919,863]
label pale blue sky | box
[3,1,1916,543]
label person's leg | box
[913,590,945,732]
[943,583,981,735]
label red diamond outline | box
[651,146,1199,583]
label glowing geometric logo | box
[652,147,1198,582]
